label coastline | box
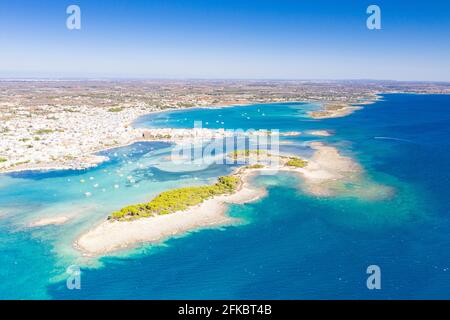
[0,103,263,175]
[0,97,378,175]
[75,168,267,256]
[2,96,393,257]
[74,142,374,256]
[308,94,382,119]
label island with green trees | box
[109,152,308,222]
[285,157,308,168]
[110,175,240,221]
[76,152,312,255]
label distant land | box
[1,79,449,173]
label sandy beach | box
[308,96,381,119]
[297,142,361,196]
[29,216,72,227]
[309,105,363,119]
[306,130,334,137]
[75,169,266,256]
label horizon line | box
[0,77,449,84]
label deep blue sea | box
[0,94,449,299]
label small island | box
[110,151,308,222]
[285,157,308,168]
[110,175,240,221]
[75,150,311,256]
[308,98,379,119]
[306,130,334,137]
[75,142,383,256]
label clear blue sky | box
[0,0,449,80]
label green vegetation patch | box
[110,175,240,221]
[285,157,308,168]
[245,164,265,169]
[14,160,30,166]
[152,134,172,139]
[0,157,7,163]
[35,129,53,135]
[177,102,195,108]
[230,149,266,160]
[108,107,124,112]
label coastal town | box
[1,79,449,173]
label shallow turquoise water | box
[1,95,449,299]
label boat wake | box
[374,136,413,143]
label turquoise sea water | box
[0,94,449,299]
